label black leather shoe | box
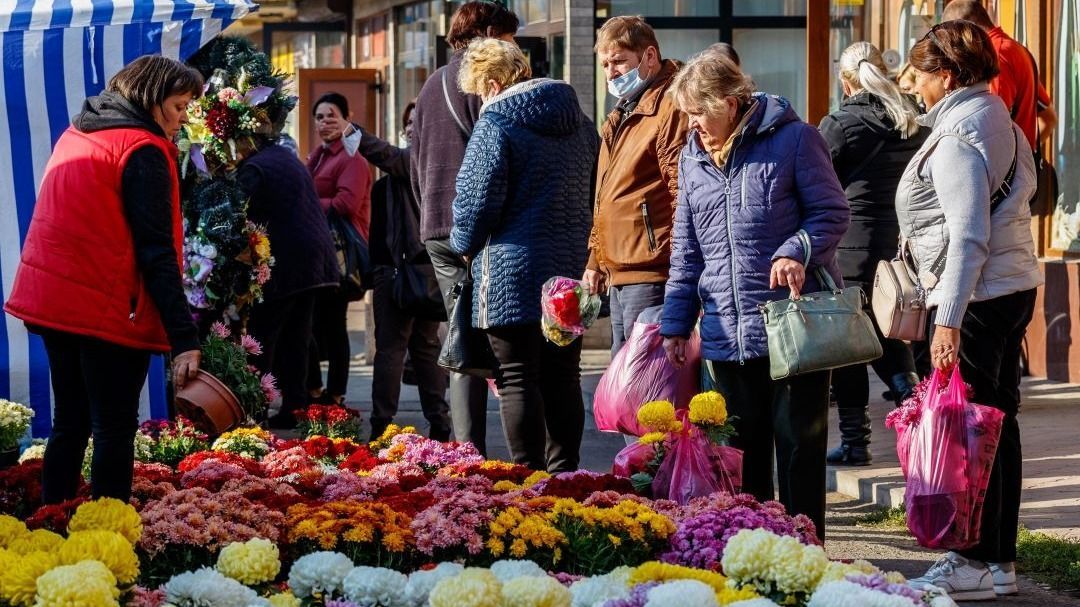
[827,443,873,466]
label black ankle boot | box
[890,372,920,406]
[827,443,873,466]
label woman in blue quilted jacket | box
[660,50,850,539]
[450,39,600,472]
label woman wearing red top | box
[306,92,372,406]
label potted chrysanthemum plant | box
[0,399,34,468]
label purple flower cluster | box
[381,434,483,470]
[601,582,659,607]
[411,490,496,556]
[847,573,924,604]
[318,472,391,502]
[425,474,494,500]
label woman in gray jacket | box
[901,20,1042,600]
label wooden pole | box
[807,0,831,124]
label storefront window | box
[595,0,720,18]
[734,27,807,117]
[829,1,867,112]
[1050,0,1079,252]
[396,1,445,129]
[732,0,805,16]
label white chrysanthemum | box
[720,528,777,583]
[403,562,465,607]
[728,600,783,607]
[569,573,628,607]
[645,580,718,607]
[133,431,153,462]
[807,581,920,607]
[768,535,828,594]
[342,566,409,607]
[287,551,354,599]
[17,444,45,464]
[922,585,958,607]
[163,567,267,607]
[489,559,548,582]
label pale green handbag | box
[760,231,883,380]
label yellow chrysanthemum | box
[523,471,550,487]
[630,561,729,593]
[216,537,281,585]
[7,528,64,555]
[58,530,140,585]
[885,570,907,584]
[34,560,119,607]
[267,592,301,607]
[636,400,681,433]
[820,559,879,583]
[487,508,566,560]
[637,432,667,445]
[0,550,58,607]
[253,234,272,262]
[0,515,29,548]
[688,391,728,426]
[429,568,502,607]
[715,585,761,604]
[500,575,571,607]
[492,480,522,492]
[68,498,143,545]
[369,424,418,449]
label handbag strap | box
[441,69,471,141]
[794,229,840,294]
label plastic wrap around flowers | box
[540,276,602,346]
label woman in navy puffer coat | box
[451,39,600,472]
[661,51,849,539]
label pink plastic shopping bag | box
[651,412,743,505]
[593,306,701,436]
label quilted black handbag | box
[392,257,446,322]
[437,274,497,378]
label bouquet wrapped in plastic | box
[540,276,602,346]
[886,367,1004,549]
[594,306,701,436]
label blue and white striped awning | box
[1,0,256,436]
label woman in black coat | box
[818,42,929,465]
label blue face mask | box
[607,66,649,99]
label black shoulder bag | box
[327,210,370,301]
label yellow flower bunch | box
[216,537,281,585]
[637,432,667,445]
[0,550,58,607]
[369,424,417,450]
[0,515,28,548]
[551,499,676,543]
[286,501,413,553]
[628,562,759,604]
[820,559,880,584]
[67,498,143,545]
[383,443,407,462]
[492,480,522,492]
[523,471,550,487]
[6,529,64,555]
[487,507,566,562]
[58,530,140,585]
[636,401,682,433]
[216,426,271,442]
[266,591,301,607]
[34,560,119,607]
[429,568,502,607]
[253,233,272,262]
[688,391,728,426]
[500,575,571,607]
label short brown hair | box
[908,20,999,87]
[458,38,532,96]
[942,0,995,29]
[446,1,520,51]
[595,15,660,56]
[108,55,203,116]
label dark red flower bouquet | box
[294,404,362,439]
[540,276,602,346]
[25,496,88,532]
[0,459,49,517]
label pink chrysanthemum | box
[261,373,281,403]
[210,321,230,338]
[241,334,263,356]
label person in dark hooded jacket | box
[5,56,203,503]
[450,39,600,472]
[818,42,929,466]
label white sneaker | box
[908,552,996,601]
[988,562,1018,595]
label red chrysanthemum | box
[25,496,89,533]
[205,103,240,140]
[338,448,379,473]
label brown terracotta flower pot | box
[174,370,245,436]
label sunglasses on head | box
[921,23,960,67]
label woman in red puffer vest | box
[4,56,203,504]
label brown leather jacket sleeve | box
[655,101,689,206]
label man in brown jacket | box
[584,16,689,354]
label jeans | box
[931,288,1036,564]
[371,267,451,441]
[485,323,585,472]
[39,330,150,503]
[609,283,666,355]
[308,291,351,398]
[426,237,489,455]
[707,357,830,540]
[247,290,318,416]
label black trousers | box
[485,323,585,473]
[707,357,830,540]
[308,291,351,398]
[371,267,451,440]
[39,330,150,503]
[247,290,318,415]
[931,288,1036,564]
[425,237,489,455]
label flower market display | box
[179,36,295,326]
[0,401,962,606]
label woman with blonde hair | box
[661,52,849,539]
[450,38,599,471]
[819,41,929,466]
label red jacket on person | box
[306,138,372,241]
[4,127,183,352]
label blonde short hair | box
[669,52,755,115]
[594,15,660,55]
[458,38,532,96]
